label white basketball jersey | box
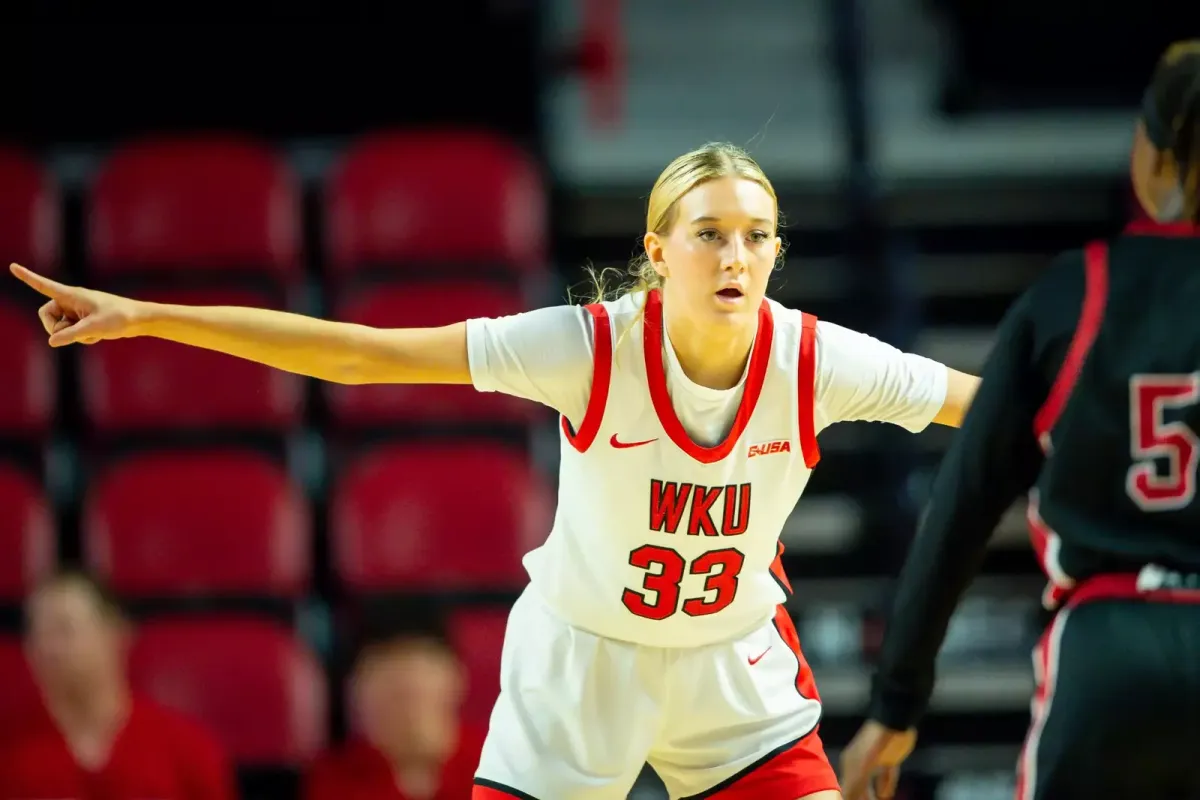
[523,290,822,648]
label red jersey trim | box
[769,541,793,595]
[1032,241,1110,445]
[797,312,820,469]
[1124,219,1200,238]
[561,303,613,453]
[642,290,774,464]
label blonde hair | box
[578,142,780,305]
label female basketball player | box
[839,41,1200,800]
[11,142,978,800]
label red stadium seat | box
[0,300,56,438]
[0,637,40,726]
[0,147,59,274]
[0,466,55,603]
[328,282,538,428]
[330,442,553,593]
[79,287,304,435]
[83,450,311,600]
[449,606,508,727]
[87,137,301,282]
[325,131,545,280]
[129,618,326,765]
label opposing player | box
[11,142,978,800]
[840,42,1200,800]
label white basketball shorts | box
[472,589,839,800]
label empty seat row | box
[0,444,553,602]
[0,131,545,285]
[0,607,508,764]
[0,282,542,438]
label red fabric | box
[0,146,60,273]
[331,442,554,592]
[87,136,301,280]
[448,608,509,727]
[129,618,327,765]
[0,696,236,800]
[83,450,311,600]
[325,130,545,277]
[0,299,57,437]
[704,731,839,798]
[80,287,304,434]
[0,466,55,602]
[303,727,486,800]
[0,637,40,727]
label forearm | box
[138,302,469,384]
[931,368,981,428]
[870,303,1043,729]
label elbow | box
[319,324,401,385]
[326,354,385,385]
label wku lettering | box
[649,479,752,536]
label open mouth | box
[716,287,744,299]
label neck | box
[387,742,455,800]
[45,680,130,736]
[392,763,439,800]
[663,307,757,391]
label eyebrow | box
[690,215,774,226]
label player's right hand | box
[839,720,917,800]
[10,263,150,347]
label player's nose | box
[721,239,749,272]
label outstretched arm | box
[838,293,1044,800]
[814,319,978,432]
[11,263,470,385]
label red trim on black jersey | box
[561,303,613,453]
[1124,219,1200,238]
[642,290,774,464]
[797,312,820,469]
[1032,241,1110,446]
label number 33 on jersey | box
[521,291,824,649]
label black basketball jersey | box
[1033,222,1200,599]
[867,220,1200,731]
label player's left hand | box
[838,720,916,800]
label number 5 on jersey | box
[1127,373,1200,511]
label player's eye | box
[698,229,720,242]
[749,230,769,243]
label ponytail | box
[1144,42,1200,221]
[574,255,663,306]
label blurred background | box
[1,4,1193,799]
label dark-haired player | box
[840,41,1200,800]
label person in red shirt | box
[0,570,237,800]
[304,602,486,800]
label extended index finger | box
[10,263,68,299]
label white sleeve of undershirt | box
[813,320,948,433]
[465,304,597,428]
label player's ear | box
[644,232,669,279]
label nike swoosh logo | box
[748,647,771,666]
[610,434,658,449]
